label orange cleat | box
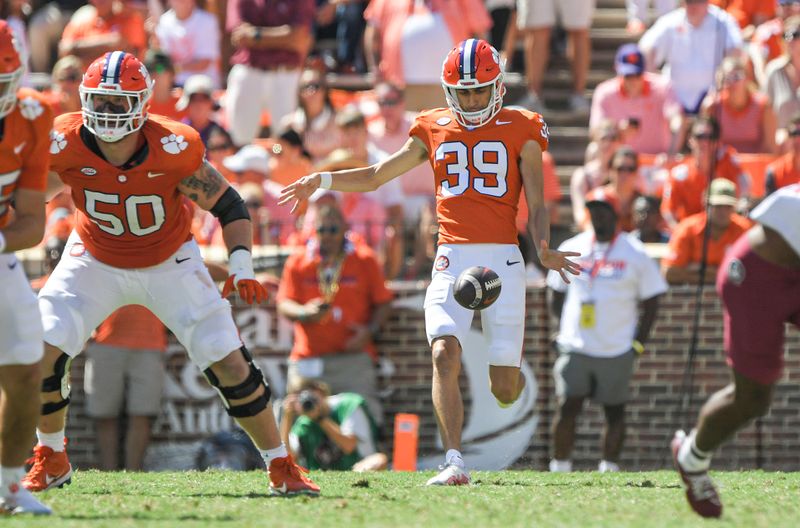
[268,455,320,496]
[22,445,73,492]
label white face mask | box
[442,78,506,129]
[0,68,22,119]
[80,88,151,143]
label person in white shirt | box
[155,0,221,87]
[672,183,800,519]
[547,187,667,474]
[639,0,742,115]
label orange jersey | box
[662,212,752,268]
[50,113,205,268]
[94,305,167,351]
[0,88,54,229]
[766,152,800,192]
[410,107,549,245]
[277,239,394,361]
[661,148,744,223]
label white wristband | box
[319,171,333,190]
[228,247,255,281]
[0,231,6,253]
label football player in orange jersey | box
[0,21,54,515]
[281,39,581,485]
[24,51,319,497]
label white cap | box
[222,145,271,175]
[176,74,215,111]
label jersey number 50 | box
[435,141,508,198]
[85,190,166,237]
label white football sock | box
[678,430,711,472]
[260,444,289,467]
[36,430,65,452]
[445,449,465,468]
[549,459,572,472]
[598,460,620,472]
[0,466,25,498]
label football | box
[453,266,502,310]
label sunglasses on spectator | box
[724,71,746,83]
[301,83,322,93]
[58,72,81,83]
[789,128,800,137]
[693,133,716,140]
[208,143,233,151]
[614,165,638,172]
[378,97,402,106]
[245,201,263,208]
[316,225,341,235]
[622,73,642,79]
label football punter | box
[24,51,319,496]
[281,39,580,485]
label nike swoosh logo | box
[506,260,520,266]
[14,142,25,154]
[8,261,17,270]
[496,120,512,125]
[272,482,288,494]
[175,257,191,264]
[44,474,59,485]
[148,171,165,178]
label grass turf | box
[4,470,799,527]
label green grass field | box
[5,470,799,527]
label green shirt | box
[290,392,379,470]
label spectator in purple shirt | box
[225,0,316,146]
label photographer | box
[280,380,387,472]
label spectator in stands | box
[177,74,228,147]
[661,116,750,227]
[225,0,314,146]
[547,187,667,473]
[282,67,341,164]
[266,128,314,188]
[143,50,186,121]
[59,0,147,62]
[751,1,800,87]
[626,0,676,36]
[314,0,368,73]
[605,147,644,232]
[591,43,683,155]
[280,379,387,472]
[205,127,237,181]
[515,0,595,112]
[335,105,405,279]
[765,16,800,133]
[701,56,777,153]
[223,145,297,244]
[45,55,82,116]
[712,0,775,34]
[363,0,491,110]
[85,307,168,471]
[277,204,393,424]
[155,0,221,88]
[571,121,621,227]
[486,0,518,65]
[27,1,83,72]
[639,0,743,116]
[631,195,670,243]
[662,178,752,283]
[765,113,800,194]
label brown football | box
[453,266,502,310]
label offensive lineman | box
[672,183,800,518]
[22,51,319,496]
[0,20,54,515]
[280,39,580,485]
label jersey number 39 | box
[435,141,508,198]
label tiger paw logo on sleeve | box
[161,134,188,154]
[50,130,67,154]
[19,97,44,120]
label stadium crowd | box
[5,0,800,477]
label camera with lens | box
[298,390,319,413]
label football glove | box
[222,248,268,304]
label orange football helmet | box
[0,20,23,120]
[441,38,505,128]
[80,51,153,142]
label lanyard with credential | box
[580,234,617,329]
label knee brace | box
[41,353,72,415]
[204,347,271,418]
